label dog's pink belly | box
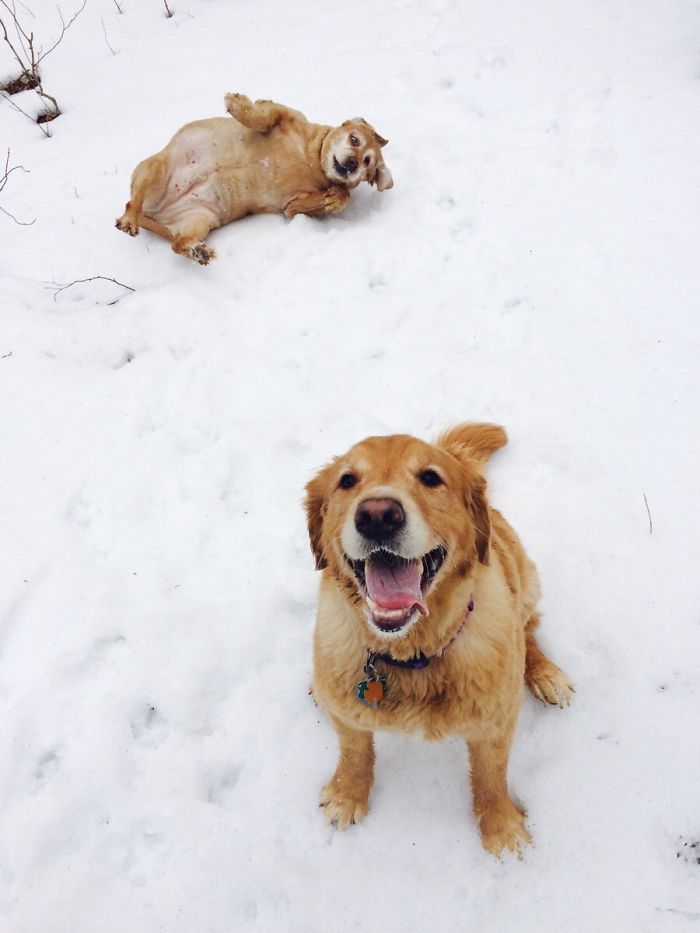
[139,121,326,228]
[151,170,295,227]
[144,124,288,223]
[154,176,229,227]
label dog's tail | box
[436,422,508,465]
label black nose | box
[345,156,358,173]
[355,498,405,541]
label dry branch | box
[0,147,35,224]
[643,492,652,535]
[50,276,135,304]
[1,87,50,135]
[100,16,117,55]
[0,0,86,127]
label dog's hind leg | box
[116,153,168,237]
[320,715,375,830]
[136,214,175,243]
[170,212,218,265]
[524,613,574,708]
[224,93,291,132]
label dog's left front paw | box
[479,800,532,859]
[528,661,575,709]
[320,779,369,830]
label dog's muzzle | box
[333,156,358,178]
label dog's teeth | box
[366,598,408,622]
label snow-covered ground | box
[1,1,699,930]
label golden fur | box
[116,93,393,265]
[305,423,573,857]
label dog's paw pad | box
[188,242,216,265]
[225,93,250,115]
[116,216,139,237]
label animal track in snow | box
[34,748,61,784]
[203,764,241,809]
[676,837,700,865]
[130,703,168,747]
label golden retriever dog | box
[305,423,573,857]
[116,93,393,265]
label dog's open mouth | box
[346,546,447,634]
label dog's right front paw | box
[320,780,368,830]
[479,799,532,859]
[116,214,139,236]
[323,186,350,213]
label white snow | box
[1,0,699,930]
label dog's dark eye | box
[339,473,357,490]
[349,134,360,147]
[364,155,371,166]
[419,469,443,487]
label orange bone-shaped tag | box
[364,680,384,704]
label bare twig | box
[1,351,12,358]
[0,0,86,127]
[112,0,123,11]
[643,492,652,535]
[0,147,35,224]
[0,147,23,191]
[0,88,51,135]
[50,275,135,304]
[34,0,86,67]
[0,4,27,73]
[0,203,35,223]
[100,16,117,54]
[36,86,58,112]
[163,0,173,16]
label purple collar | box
[369,598,474,670]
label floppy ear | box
[436,422,507,465]
[465,474,491,565]
[304,471,329,570]
[437,429,493,565]
[374,158,393,191]
[373,131,388,148]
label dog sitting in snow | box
[305,423,574,858]
[115,93,393,265]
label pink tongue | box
[365,557,427,615]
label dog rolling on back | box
[116,93,393,265]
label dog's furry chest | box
[312,574,528,743]
[314,644,509,743]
